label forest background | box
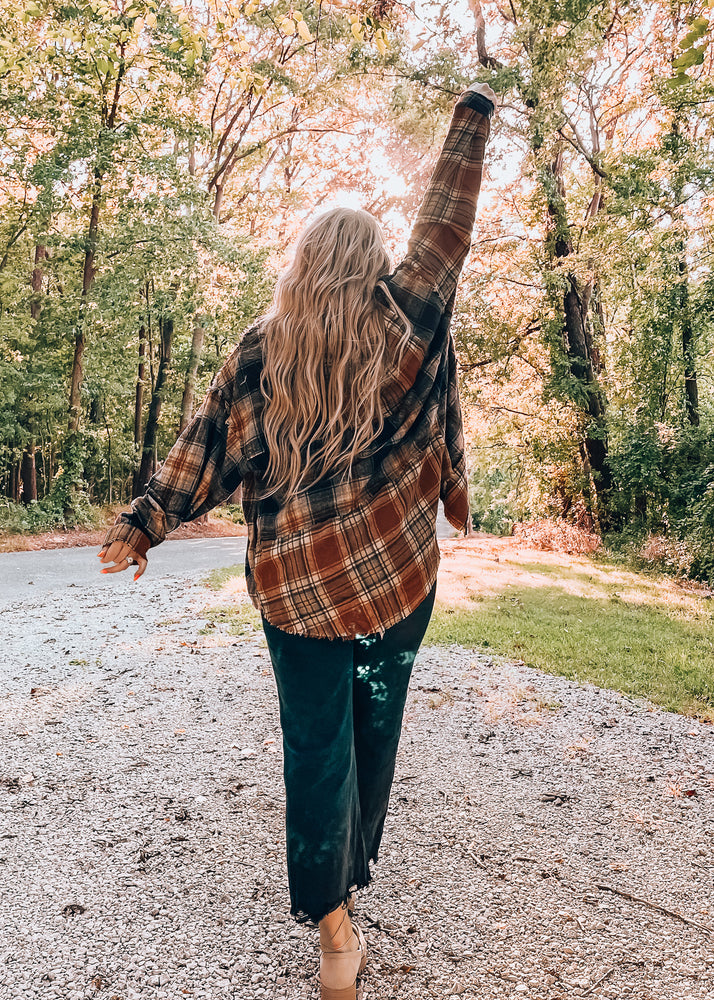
[1,0,713,582]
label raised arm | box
[388,83,495,317]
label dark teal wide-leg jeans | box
[262,584,436,924]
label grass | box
[425,591,714,719]
[199,546,714,721]
[429,543,714,720]
[200,602,262,637]
[203,562,245,590]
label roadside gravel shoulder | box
[0,571,712,1000]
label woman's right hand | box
[98,541,148,581]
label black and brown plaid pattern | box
[103,91,493,639]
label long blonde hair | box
[260,207,411,498]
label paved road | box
[0,536,248,606]
[0,504,459,608]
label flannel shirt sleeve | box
[102,379,241,558]
[388,90,493,316]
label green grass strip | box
[200,556,714,720]
[426,587,714,720]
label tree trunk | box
[134,325,146,448]
[179,318,206,433]
[70,180,102,434]
[103,401,113,504]
[135,314,173,496]
[468,2,612,523]
[68,173,102,434]
[546,147,613,513]
[20,443,37,503]
[68,55,125,435]
[8,458,20,503]
[277,125,298,245]
[678,254,699,426]
[38,436,47,499]
[89,394,101,425]
[213,184,224,221]
[25,247,46,502]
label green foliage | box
[0,497,63,534]
[671,12,712,83]
[216,503,246,526]
[607,424,714,582]
[0,486,100,534]
[0,0,713,601]
[684,474,714,583]
[0,0,396,517]
[469,463,515,535]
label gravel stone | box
[0,567,712,998]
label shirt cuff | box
[102,521,152,559]
[457,90,495,118]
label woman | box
[99,79,495,999]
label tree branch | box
[557,124,610,181]
[469,0,504,69]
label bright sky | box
[281,0,582,263]
[306,0,507,256]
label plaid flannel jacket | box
[103,89,493,639]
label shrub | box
[681,473,714,584]
[213,503,246,526]
[512,518,602,554]
[637,533,693,577]
[0,462,101,535]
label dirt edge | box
[0,516,247,553]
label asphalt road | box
[0,536,248,606]
[0,504,458,609]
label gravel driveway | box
[0,550,712,1000]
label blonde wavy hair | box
[260,207,411,498]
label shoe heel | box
[319,923,366,1000]
[320,985,356,1000]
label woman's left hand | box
[98,541,148,580]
